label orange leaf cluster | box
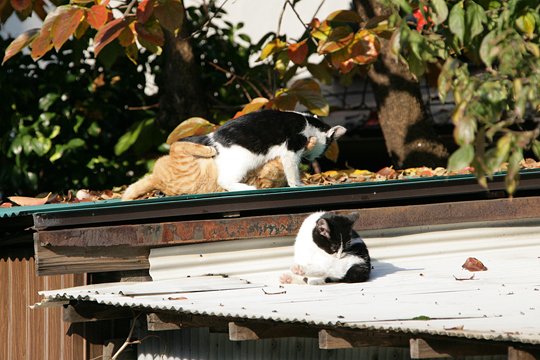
[2,0,185,64]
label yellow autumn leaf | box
[349,169,373,176]
[166,117,217,144]
[322,170,340,177]
[259,38,287,60]
[234,97,269,118]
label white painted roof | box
[39,220,540,344]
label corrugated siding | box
[137,327,415,360]
[0,247,85,360]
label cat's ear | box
[345,212,360,224]
[327,126,347,141]
[316,218,331,239]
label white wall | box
[2,0,353,41]
[211,0,352,43]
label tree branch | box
[111,313,142,360]
[183,0,231,40]
[124,0,138,16]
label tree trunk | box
[157,19,208,131]
[354,0,448,168]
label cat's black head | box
[312,212,359,255]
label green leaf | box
[88,122,102,137]
[31,137,52,156]
[430,0,449,25]
[516,12,536,37]
[49,138,85,162]
[286,79,329,116]
[449,1,465,44]
[65,138,86,150]
[454,116,476,146]
[306,63,333,85]
[393,0,412,14]
[114,119,152,155]
[532,140,540,160]
[38,112,56,125]
[448,144,474,171]
[525,42,540,57]
[49,125,61,139]
[485,133,511,173]
[407,53,425,78]
[49,147,63,162]
[39,93,60,111]
[505,149,523,195]
[465,2,487,42]
[479,30,496,68]
[274,51,290,75]
[438,58,459,102]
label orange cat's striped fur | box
[122,137,317,200]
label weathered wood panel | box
[0,247,86,360]
[0,255,9,360]
[35,245,150,275]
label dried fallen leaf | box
[376,166,396,178]
[8,192,51,206]
[462,257,488,272]
[1,202,13,208]
[167,296,188,301]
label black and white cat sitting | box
[280,211,371,285]
[182,110,346,192]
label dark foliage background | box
[0,3,273,196]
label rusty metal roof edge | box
[30,169,540,230]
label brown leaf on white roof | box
[462,257,488,272]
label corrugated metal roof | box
[39,220,540,345]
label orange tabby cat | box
[122,137,317,200]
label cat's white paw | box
[291,264,305,276]
[279,272,293,284]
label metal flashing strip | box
[39,222,540,345]
[30,169,540,230]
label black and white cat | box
[280,211,371,285]
[182,110,346,191]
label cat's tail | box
[122,174,156,200]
